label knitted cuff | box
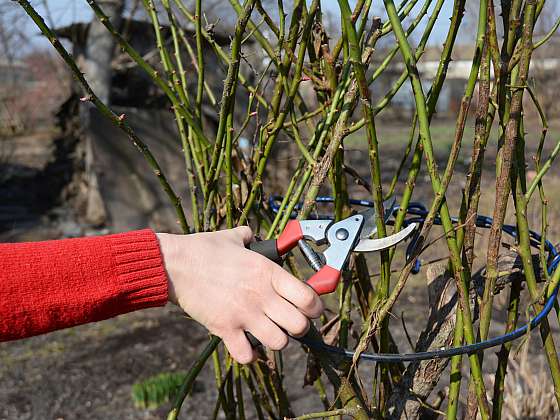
[107,229,169,312]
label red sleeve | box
[0,229,169,341]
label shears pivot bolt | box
[335,228,349,241]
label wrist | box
[156,233,180,305]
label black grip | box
[245,331,262,347]
[245,239,284,348]
[248,240,283,265]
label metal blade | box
[359,197,397,240]
[353,223,417,252]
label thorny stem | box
[155,0,203,231]
[194,0,204,123]
[510,2,560,406]
[446,0,494,414]
[86,0,210,148]
[338,0,392,409]
[492,274,522,419]
[206,0,256,202]
[172,0,268,110]
[238,0,320,226]
[373,0,491,417]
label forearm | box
[0,229,168,341]
[1,226,323,364]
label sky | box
[10,0,463,53]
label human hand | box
[156,227,324,364]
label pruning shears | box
[249,198,417,295]
[246,196,560,363]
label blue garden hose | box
[269,196,560,362]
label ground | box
[1,117,560,419]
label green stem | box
[206,0,256,204]
[194,0,204,122]
[491,275,522,419]
[238,0,319,225]
[338,0,392,408]
[172,0,268,110]
[288,408,359,420]
[86,0,210,148]
[167,336,222,420]
[380,0,490,416]
[525,136,560,201]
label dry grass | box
[485,338,560,419]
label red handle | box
[276,220,303,255]
[307,265,341,295]
[277,220,341,295]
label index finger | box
[270,265,324,318]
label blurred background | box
[1,1,560,419]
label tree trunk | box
[82,0,124,226]
[84,0,124,104]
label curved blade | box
[359,197,397,240]
[354,223,417,253]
